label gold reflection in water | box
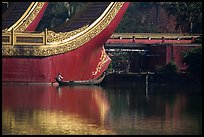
[3,110,115,135]
[2,85,115,135]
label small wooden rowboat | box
[57,73,106,86]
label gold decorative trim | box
[47,25,89,43]
[6,2,35,31]
[2,2,125,56]
[14,2,46,31]
[92,48,109,76]
[6,2,46,31]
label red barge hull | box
[2,3,130,83]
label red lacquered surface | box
[2,2,130,83]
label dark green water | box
[2,83,202,135]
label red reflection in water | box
[2,84,110,125]
[165,94,187,130]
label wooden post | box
[146,72,149,95]
[191,37,195,43]
[132,36,135,43]
[162,36,165,43]
[45,28,47,45]
[12,28,14,45]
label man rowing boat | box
[51,73,63,85]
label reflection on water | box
[2,83,202,135]
[103,83,202,135]
[2,85,112,135]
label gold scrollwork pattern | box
[2,2,125,56]
[92,48,108,76]
[47,25,89,43]
[15,2,45,31]
[48,2,124,55]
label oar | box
[51,81,57,85]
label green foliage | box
[155,60,179,82]
[36,2,87,31]
[36,2,67,30]
[194,36,202,43]
[36,2,202,34]
[155,60,178,75]
[182,47,202,80]
[115,2,158,33]
[69,2,88,18]
[108,52,130,72]
[162,2,202,33]
[116,2,202,33]
[164,61,178,74]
